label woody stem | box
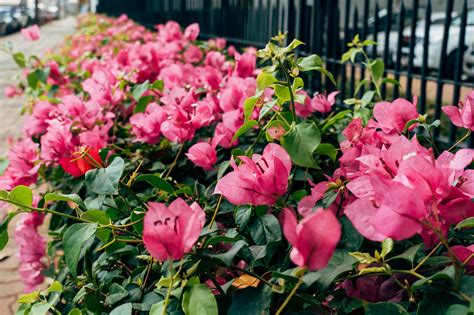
[164,143,185,178]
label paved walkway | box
[0,17,76,314]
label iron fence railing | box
[97,0,474,148]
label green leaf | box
[209,240,247,266]
[366,302,408,315]
[17,291,40,303]
[63,223,97,277]
[303,250,356,290]
[456,217,474,230]
[412,266,455,290]
[322,189,338,208]
[110,303,133,315]
[248,214,281,245]
[132,80,149,101]
[283,39,305,52]
[13,52,26,68]
[228,286,272,315]
[256,72,277,91]
[381,77,400,86]
[44,193,85,209]
[371,58,385,82]
[9,185,33,209]
[297,54,323,71]
[281,122,321,168]
[232,120,258,142]
[417,292,466,315]
[42,281,63,295]
[349,252,377,264]
[182,284,218,315]
[105,283,129,305]
[235,206,252,230]
[135,174,175,194]
[81,210,111,243]
[30,302,53,315]
[446,305,470,315]
[274,84,291,102]
[291,77,304,92]
[151,79,164,91]
[381,238,394,258]
[134,95,154,113]
[0,211,19,250]
[243,92,263,121]
[85,157,125,195]
[314,143,338,161]
[149,301,165,315]
[387,244,423,268]
[68,309,82,315]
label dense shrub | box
[0,14,473,315]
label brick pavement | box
[0,17,76,314]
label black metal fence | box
[97,0,473,147]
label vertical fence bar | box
[349,7,358,97]
[419,0,431,115]
[325,0,334,92]
[358,0,369,97]
[393,2,404,99]
[371,2,379,59]
[405,0,419,100]
[380,0,392,99]
[340,0,351,100]
[450,0,467,144]
[434,0,454,140]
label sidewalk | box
[0,16,77,314]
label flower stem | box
[164,143,185,178]
[448,129,471,152]
[162,261,174,315]
[276,277,303,315]
[207,194,223,230]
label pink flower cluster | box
[14,212,46,292]
[336,96,474,245]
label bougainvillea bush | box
[0,14,473,315]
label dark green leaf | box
[366,302,408,315]
[232,120,258,142]
[371,58,385,82]
[81,210,111,243]
[110,302,133,315]
[235,206,252,230]
[314,143,337,161]
[44,192,85,209]
[248,214,281,245]
[303,250,356,290]
[228,286,272,315]
[387,244,423,268]
[85,157,125,195]
[105,283,129,305]
[281,122,321,168]
[417,292,466,315]
[63,223,97,277]
[0,212,19,250]
[134,95,154,114]
[182,284,218,315]
[412,266,455,290]
[209,240,247,266]
[135,174,174,194]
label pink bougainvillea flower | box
[442,91,474,131]
[234,51,256,78]
[311,91,339,113]
[186,140,218,170]
[267,123,286,140]
[372,98,419,134]
[184,23,200,40]
[14,212,46,292]
[215,143,292,205]
[451,245,474,273]
[130,103,167,144]
[21,24,40,41]
[4,85,22,98]
[345,175,426,241]
[183,45,203,63]
[281,207,341,271]
[143,198,205,261]
[59,147,103,177]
